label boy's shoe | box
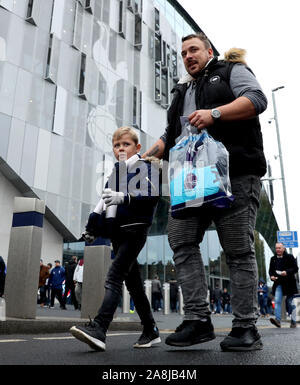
[270,317,281,328]
[70,319,106,351]
[290,321,297,328]
[220,326,263,352]
[133,325,161,348]
[165,319,215,347]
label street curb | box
[0,318,142,335]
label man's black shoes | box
[70,319,106,351]
[220,326,263,352]
[165,319,216,347]
[133,324,161,348]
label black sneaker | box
[220,327,263,352]
[165,319,215,347]
[133,324,161,348]
[290,321,297,328]
[70,319,106,351]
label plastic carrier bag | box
[169,118,233,218]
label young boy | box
[70,127,160,351]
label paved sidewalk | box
[0,303,292,334]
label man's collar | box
[177,56,218,85]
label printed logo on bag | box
[184,173,197,190]
[209,75,220,84]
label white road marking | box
[0,339,26,343]
[34,336,75,340]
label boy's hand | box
[102,188,124,206]
[82,230,95,244]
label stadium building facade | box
[0,0,278,289]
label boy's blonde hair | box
[112,126,139,145]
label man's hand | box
[102,188,125,207]
[270,276,278,281]
[281,271,287,276]
[188,110,214,130]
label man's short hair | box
[182,32,212,50]
[112,126,139,145]
[54,260,60,263]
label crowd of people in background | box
[38,256,84,310]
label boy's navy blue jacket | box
[48,266,66,290]
[106,155,160,227]
[86,155,160,238]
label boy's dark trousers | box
[94,225,155,331]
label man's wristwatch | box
[211,108,221,121]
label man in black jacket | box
[63,256,78,310]
[269,242,298,328]
[143,33,267,351]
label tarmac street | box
[0,305,300,368]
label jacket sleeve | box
[269,258,276,277]
[285,255,299,275]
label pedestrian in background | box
[73,259,84,311]
[63,255,78,310]
[221,288,231,314]
[0,256,6,297]
[169,279,179,312]
[152,275,162,312]
[269,242,298,328]
[45,263,52,306]
[257,278,268,317]
[212,284,222,314]
[38,259,50,307]
[48,260,66,309]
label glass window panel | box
[0,61,18,116]
[58,195,70,225]
[72,0,83,50]
[20,22,35,71]
[41,81,56,132]
[0,112,11,160]
[134,14,142,49]
[7,117,25,174]
[82,146,93,203]
[59,137,73,197]
[69,199,81,239]
[27,74,43,128]
[81,10,93,55]
[71,143,84,200]
[13,68,32,122]
[32,27,49,77]
[45,33,60,84]
[47,133,64,194]
[52,86,68,135]
[0,0,14,11]
[33,129,51,191]
[20,123,39,186]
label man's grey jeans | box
[168,175,261,328]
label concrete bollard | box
[144,279,152,307]
[294,297,300,322]
[5,197,45,319]
[81,240,111,319]
[178,285,184,315]
[122,282,130,313]
[163,282,170,315]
